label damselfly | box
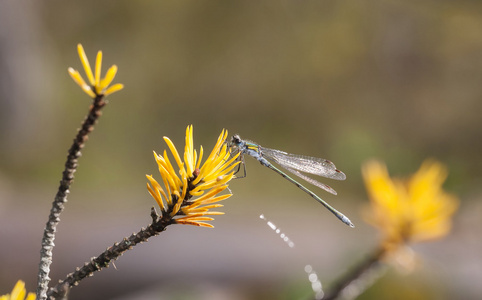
[229,134,354,227]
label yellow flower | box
[146,125,239,227]
[68,43,124,98]
[0,280,35,300]
[362,160,458,253]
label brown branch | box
[47,208,173,300]
[37,95,106,300]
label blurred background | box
[1,0,481,299]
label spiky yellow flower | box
[146,125,240,228]
[68,43,124,98]
[0,280,35,300]
[362,160,458,253]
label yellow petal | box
[68,68,96,98]
[94,51,103,88]
[175,220,214,228]
[68,68,85,87]
[176,215,215,222]
[196,145,204,170]
[195,193,232,206]
[9,280,28,300]
[163,137,184,171]
[26,293,36,300]
[77,44,95,85]
[81,85,96,98]
[103,83,124,96]
[189,186,227,202]
[160,150,183,189]
[146,175,166,211]
[184,125,195,176]
[182,204,224,214]
[99,65,118,90]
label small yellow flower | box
[146,125,239,227]
[0,280,35,300]
[362,160,458,253]
[68,43,124,98]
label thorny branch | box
[37,95,106,300]
[47,208,173,300]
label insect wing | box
[262,147,346,180]
[283,166,338,195]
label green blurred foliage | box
[1,1,480,191]
[2,1,482,192]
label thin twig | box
[322,247,386,300]
[37,95,106,300]
[47,208,173,300]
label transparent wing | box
[283,166,338,195]
[262,147,346,180]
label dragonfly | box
[229,134,354,228]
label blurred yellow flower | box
[362,160,458,253]
[146,125,239,227]
[0,280,35,300]
[68,43,124,98]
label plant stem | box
[322,247,386,300]
[36,95,106,300]
[47,209,173,300]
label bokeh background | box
[1,1,481,299]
